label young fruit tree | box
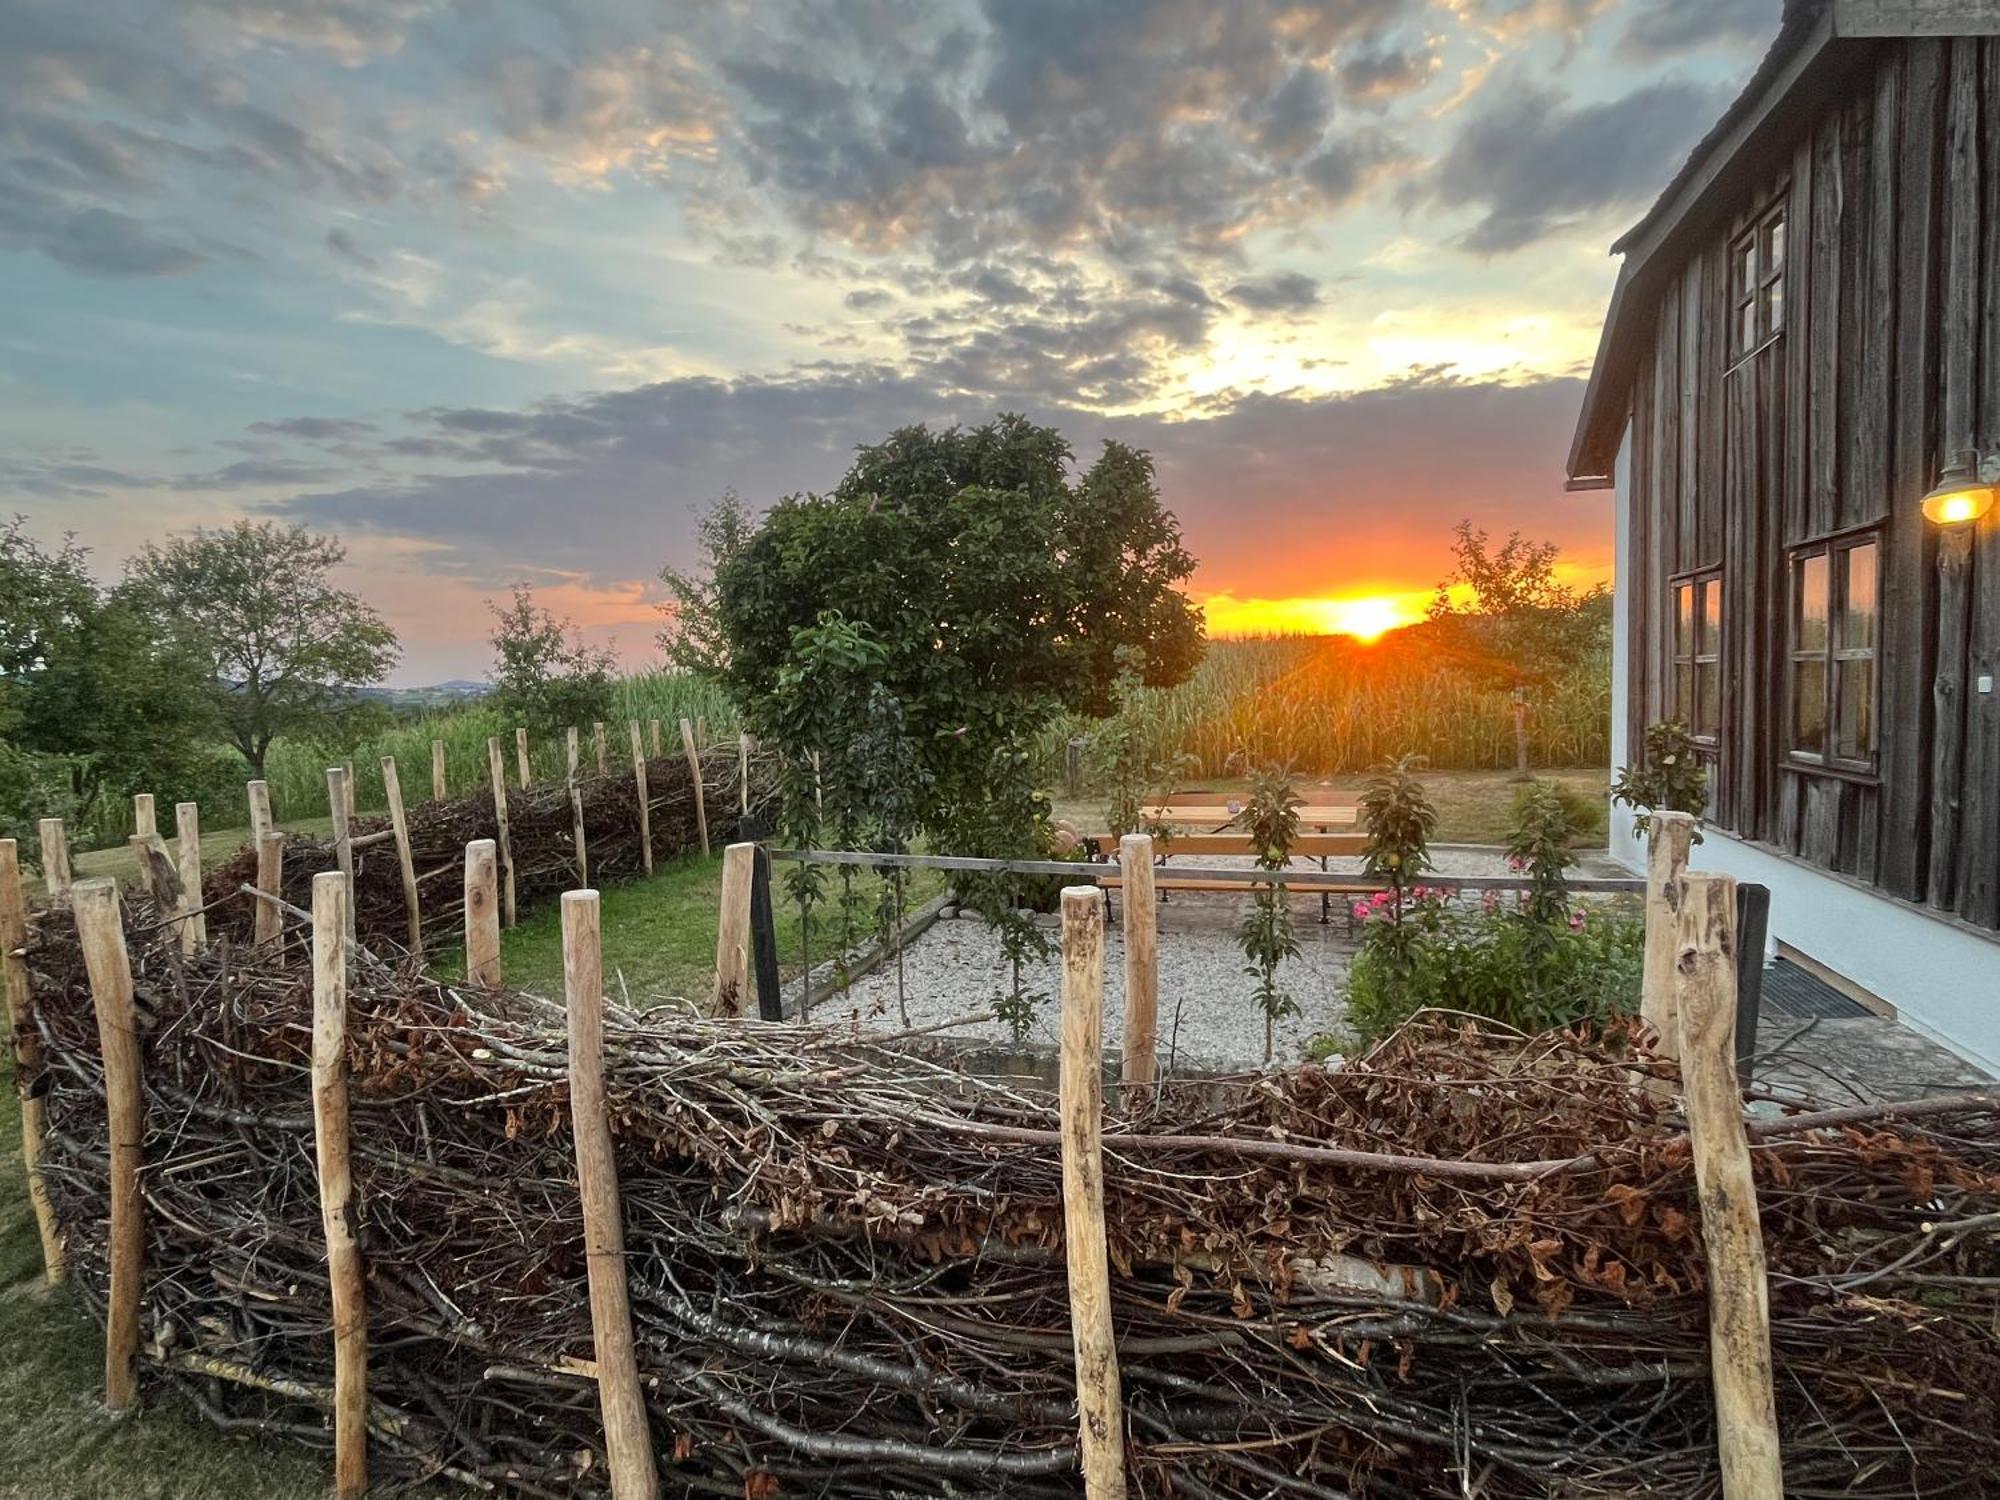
[487,586,617,737]
[124,521,399,777]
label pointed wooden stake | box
[431,739,448,801]
[1058,885,1127,1499]
[713,842,755,1017]
[254,832,286,948]
[311,872,369,1499]
[1641,810,1696,1060]
[516,727,532,789]
[486,737,517,927]
[592,720,609,777]
[1674,872,1781,1500]
[0,840,63,1282]
[629,721,653,875]
[1118,834,1158,1090]
[132,793,157,842]
[174,801,206,953]
[563,891,660,1500]
[327,766,357,949]
[37,819,72,899]
[73,879,144,1412]
[680,718,709,856]
[464,839,502,987]
[382,756,421,951]
[567,726,589,888]
[248,780,274,847]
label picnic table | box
[1082,791,1370,923]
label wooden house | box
[1568,1,2000,1070]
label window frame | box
[1786,529,1881,775]
[1729,204,1787,361]
[1669,568,1725,745]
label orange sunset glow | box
[1200,590,1438,643]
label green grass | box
[0,1088,340,1499]
[437,848,945,1006]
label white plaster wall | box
[1685,831,2000,1076]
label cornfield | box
[1040,633,1610,782]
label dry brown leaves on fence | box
[20,905,2000,1498]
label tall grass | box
[1038,633,1609,784]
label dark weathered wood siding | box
[1624,36,2000,935]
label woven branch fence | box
[9,874,2000,1498]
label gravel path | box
[804,846,1632,1072]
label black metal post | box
[1734,882,1771,1087]
[748,844,784,1022]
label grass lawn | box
[437,847,945,1006]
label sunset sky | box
[1,0,1779,682]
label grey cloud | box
[173,458,338,490]
[269,364,1598,600]
[1619,0,1780,58]
[249,416,381,441]
[1426,72,1726,253]
[1226,272,1322,313]
[325,227,380,271]
[843,288,896,311]
[0,203,209,277]
[1338,43,1438,104]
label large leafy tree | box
[0,520,214,849]
[713,414,1204,853]
[1426,520,1611,687]
[126,521,399,776]
[487,586,616,736]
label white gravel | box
[802,845,1629,1072]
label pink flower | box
[1482,890,1501,915]
[1351,902,1371,921]
[1507,855,1526,872]
[1569,909,1587,932]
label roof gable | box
[1566,1,2000,487]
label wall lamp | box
[1921,449,1998,527]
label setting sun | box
[1200,590,1433,642]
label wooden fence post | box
[486,737,517,927]
[563,891,661,1500]
[592,721,609,777]
[174,802,206,953]
[680,718,710,856]
[73,879,144,1412]
[1058,885,1127,1499]
[628,722,654,875]
[248,780,274,848]
[254,832,286,948]
[695,714,707,750]
[128,831,172,904]
[1675,872,1782,1498]
[132,792,156,843]
[464,840,502,987]
[431,739,448,801]
[342,760,357,823]
[713,843,755,1017]
[516,727,532,789]
[748,844,784,1022]
[311,872,369,1498]
[0,840,63,1282]
[566,726,589,889]
[327,765,357,950]
[1641,810,1696,1060]
[1117,835,1158,1090]
[382,756,421,951]
[649,719,662,758]
[738,732,752,814]
[38,818,72,899]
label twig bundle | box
[201,745,773,953]
[21,907,2000,1498]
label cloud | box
[249,416,381,441]
[1226,272,1323,313]
[1338,42,1441,104]
[1423,71,1726,252]
[267,361,1601,609]
[1618,0,1780,58]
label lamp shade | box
[1921,451,1997,527]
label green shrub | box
[1510,776,1603,845]
[1341,899,1643,1043]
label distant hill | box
[353,679,492,710]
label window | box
[1789,535,1879,767]
[1672,572,1724,741]
[1730,207,1786,357]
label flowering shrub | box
[1611,719,1709,843]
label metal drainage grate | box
[1760,958,1871,1020]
